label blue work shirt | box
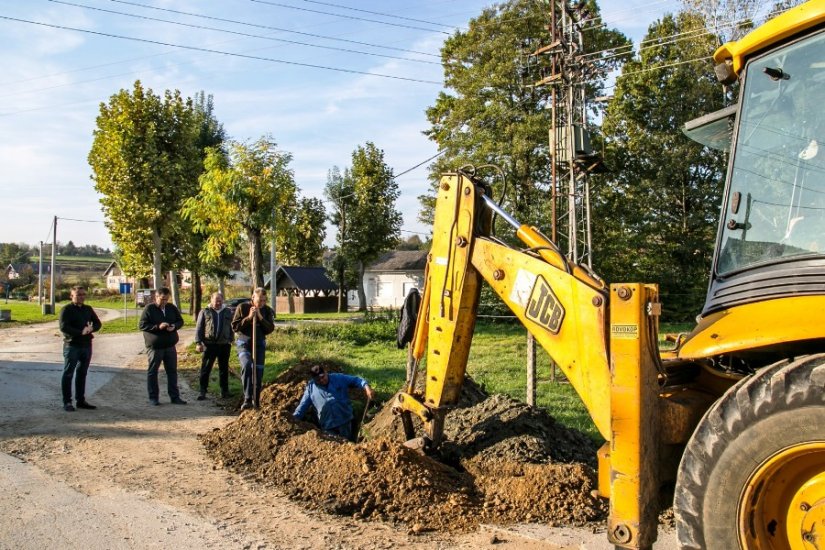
[293,373,368,431]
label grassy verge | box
[0,300,58,326]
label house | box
[349,250,427,310]
[5,263,57,281]
[102,261,137,291]
[265,266,339,314]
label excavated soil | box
[200,360,606,533]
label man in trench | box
[293,365,375,441]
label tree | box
[182,137,297,290]
[594,12,727,320]
[61,241,76,256]
[0,243,32,267]
[397,234,425,250]
[681,0,763,43]
[347,142,402,311]
[278,197,326,266]
[180,91,228,315]
[421,0,630,227]
[324,166,358,312]
[89,80,202,288]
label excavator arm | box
[393,172,666,549]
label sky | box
[0,0,681,251]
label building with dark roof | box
[265,266,340,313]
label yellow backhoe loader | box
[393,1,825,548]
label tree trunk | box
[218,278,225,296]
[357,259,366,312]
[169,270,180,308]
[152,227,163,290]
[248,229,264,290]
[337,263,345,313]
[192,271,202,317]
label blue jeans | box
[62,344,92,404]
[146,346,180,401]
[236,338,265,403]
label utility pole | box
[270,239,277,318]
[527,0,601,268]
[38,241,43,306]
[50,216,56,313]
[520,1,603,395]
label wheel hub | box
[738,442,825,549]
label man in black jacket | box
[194,292,234,400]
[139,287,186,406]
[59,286,102,412]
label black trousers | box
[146,346,180,401]
[62,343,92,404]
[198,343,231,394]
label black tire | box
[674,354,825,549]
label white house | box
[349,250,427,309]
[102,261,135,291]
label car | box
[225,297,250,315]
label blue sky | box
[0,0,680,250]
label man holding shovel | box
[293,365,376,441]
[231,287,275,411]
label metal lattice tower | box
[529,1,599,268]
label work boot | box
[240,400,253,411]
[63,403,75,412]
[171,398,187,405]
[76,401,97,410]
[149,399,160,406]
[220,390,231,399]
[197,393,206,401]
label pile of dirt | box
[200,361,606,532]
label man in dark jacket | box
[59,286,102,412]
[139,287,186,406]
[194,292,234,400]
[231,287,275,410]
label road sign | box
[119,282,132,294]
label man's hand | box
[159,322,170,330]
[195,343,204,353]
[365,385,376,400]
[81,322,93,335]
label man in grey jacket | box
[194,292,234,400]
[139,287,185,406]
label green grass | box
[55,255,113,264]
[0,300,58,326]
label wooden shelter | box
[266,266,339,314]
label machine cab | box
[701,28,825,314]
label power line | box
[109,0,441,58]
[394,150,445,179]
[249,0,452,35]
[0,15,442,85]
[299,0,457,29]
[48,0,439,66]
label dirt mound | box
[200,363,606,532]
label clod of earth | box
[200,361,606,532]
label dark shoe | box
[149,399,160,406]
[63,403,75,412]
[76,401,97,410]
[220,391,231,399]
[171,398,187,405]
[240,400,253,411]
[197,393,206,401]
